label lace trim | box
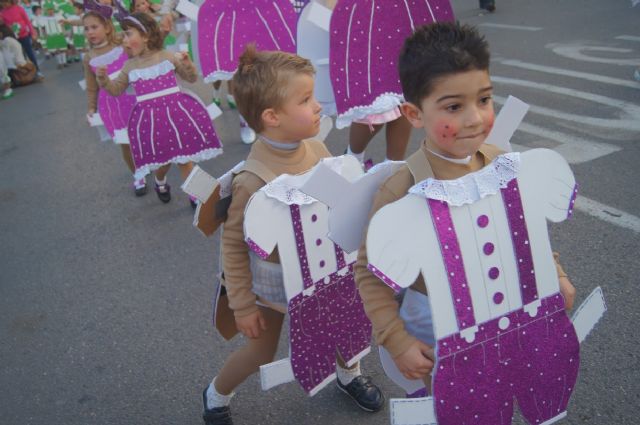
[335,92,405,129]
[89,46,124,67]
[408,153,521,206]
[129,60,175,82]
[203,70,235,84]
[262,173,319,206]
[132,147,223,180]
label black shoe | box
[480,0,495,11]
[134,178,147,197]
[155,182,171,203]
[337,375,384,412]
[202,388,233,425]
[189,196,198,209]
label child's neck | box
[425,139,474,164]
[92,40,109,48]
[260,133,301,150]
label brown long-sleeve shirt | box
[82,43,120,113]
[97,49,198,97]
[222,139,331,318]
[355,142,568,358]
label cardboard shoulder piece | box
[329,0,454,129]
[297,0,337,116]
[366,148,606,425]
[243,156,373,396]
[194,0,298,83]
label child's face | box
[404,69,495,159]
[134,0,151,13]
[123,27,148,57]
[46,8,54,16]
[271,73,322,141]
[84,15,108,46]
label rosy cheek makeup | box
[435,120,458,144]
[484,112,496,135]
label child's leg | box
[348,122,383,160]
[119,144,135,173]
[213,306,285,396]
[154,163,171,182]
[177,161,194,182]
[384,115,412,161]
[335,350,384,412]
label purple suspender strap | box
[290,204,349,291]
[427,199,476,330]
[500,179,539,306]
[290,204,315,290]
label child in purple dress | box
[82,8,143,195]
[97,12,222,206]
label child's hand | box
[393,340,434,380]
[235,310,267,339]
[87,109,95,117]
[175,51,191,64]
[559,276,576,310]
[96,66,107,80]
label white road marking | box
[615,35,640,43]
[480,23,542,31]
[491,76,640,132]
[547,43,640,66]
[494,58,640,89]
[574,196,640,234]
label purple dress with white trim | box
[329,0,454,128]
[196,0,298,83]
[127,60,223,179]
[89,46,137,144]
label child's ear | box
[401,102,424,129]
[261,108,280,129]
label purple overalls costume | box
[367,151,581,424]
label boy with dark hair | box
[356,21,575,386]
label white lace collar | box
[129,60,175,82]
[89,46,124,67]
[408,152,520,206]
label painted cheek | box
[435,120,458,144]
[484,112,496,134]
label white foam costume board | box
[297,0,337,116]
[300,158,405,253]
[366,148,603,425]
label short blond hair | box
[232,45,315,133]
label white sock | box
[155,176,167,186]
[336,362,361,386]
[61,53,67,63]
[56,54,64,65]
[347,145,365,163]
[206,377,234,409]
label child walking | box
[356,22,577,412]
[201,46,383,425]
[82,7,144,194]
[97,12,222,206]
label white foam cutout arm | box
[571,287,606,344]
[390,397,437,425]
[260,358,295,390]
[180,165,217,202]
[484,95,529,152]
[176,0,199,21]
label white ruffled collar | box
[89,46,124,68]
[129,59,175,82]
[408,152,520,206]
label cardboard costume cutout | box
[329,0,454,129]
[366,149,604,425]
[244,156,372,396]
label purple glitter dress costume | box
[367,151,581,424]
[89,46,136,144]
[127,60,222,179]
[329,0,454,128]
[244,183,372,396]
[196,0,297,83]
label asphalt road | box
[1,0,638,424]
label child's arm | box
[168,51,198,84]
[83,55,98,114]
[355,170,434,379]
[554,252,576,309]
[221,173,267,337]
[96,62,130,96]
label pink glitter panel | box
[246,237,270,260]
[433,293,580,425]
[500,179,538,305]
[567,183,579,219]
[290,204,315,290]
[428,199,476,330]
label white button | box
[498,317,510,330]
